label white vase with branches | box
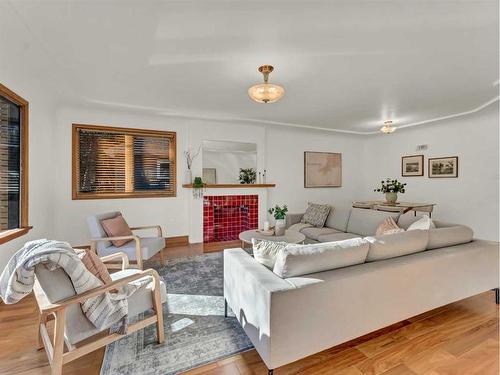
[184,145,201,184]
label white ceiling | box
[1,0,498,134]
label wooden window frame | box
[72,124,177,200]
[0,83,31,244]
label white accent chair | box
[87,211,165,270]
[34,252,166,375]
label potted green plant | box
[192,176,205,199]
[374,178,407,204]
[268,204,288,236]
[238,168,257,184]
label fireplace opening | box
[203,195,258,243]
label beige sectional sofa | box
[224,206,499,374]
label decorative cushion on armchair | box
[100,214,134,247]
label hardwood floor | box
[1,243,498,375]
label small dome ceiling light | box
[380,120,397,134]
[248,65,285,104]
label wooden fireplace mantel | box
[182,183,276,188]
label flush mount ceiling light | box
[248,65,285,104]
[380,120,397,134]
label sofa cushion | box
[273,238,369,278]
[301,227,341,241]
[288,223,313,233]
[346,208,400,236]
[365,230,429,262]
[427,223,473,250]
[317,232,362,243]
[252,239,288,269]
[407,215,435,231]
[301,203,331,228]
[324,206,351,232]
[396,213,422,229]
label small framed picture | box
[401,155,424,177]
[202,168,217,184]
[428,156,458,178]
[304,151,342,188]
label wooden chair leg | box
[51,310,66,375]
[152,282,165,344]
[135,239,144,270]
[159,247,165,266]
[37,313,47,350]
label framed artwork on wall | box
[401,155,424,177]
[428,156,458,178]
[202,168,217,184]
[304,151,342,188]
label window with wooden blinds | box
[0,83,30,244]
[72,124,176,199]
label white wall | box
[362,102,499,241]
[265,126,365,214]
[0,85,57,271]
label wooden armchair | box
[33,252,166,375]
[87,211,165,269]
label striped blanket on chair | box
[0,239,148,333]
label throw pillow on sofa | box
[252,239,288,269]
[375,217,405,236]
[273,238,369,278]
[407,215,435,231]
[301,202,331,228]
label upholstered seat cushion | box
[110,269,167,316]
[346,208,400,236]
[300,227,341,241]
[317,232,362,243]
[288,223,313,232]
[97,237,165,260]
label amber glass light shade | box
[248,83,285,103]
[248,65,285,103]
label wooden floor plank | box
[0,243,498,375]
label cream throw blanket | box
[0,239,149,333]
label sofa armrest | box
[286,213,304,228]
[223,248,293,368]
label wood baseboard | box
[75,235,190,250]
[165,235,189,248]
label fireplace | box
[203,195,258,243]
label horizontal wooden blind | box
[0,97,21,230]
[73,124,176,199]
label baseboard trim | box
[75,235,190,250]
[166,235,189,248]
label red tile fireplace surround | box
[203,195,258,243]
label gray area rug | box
[100,252,253,375]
